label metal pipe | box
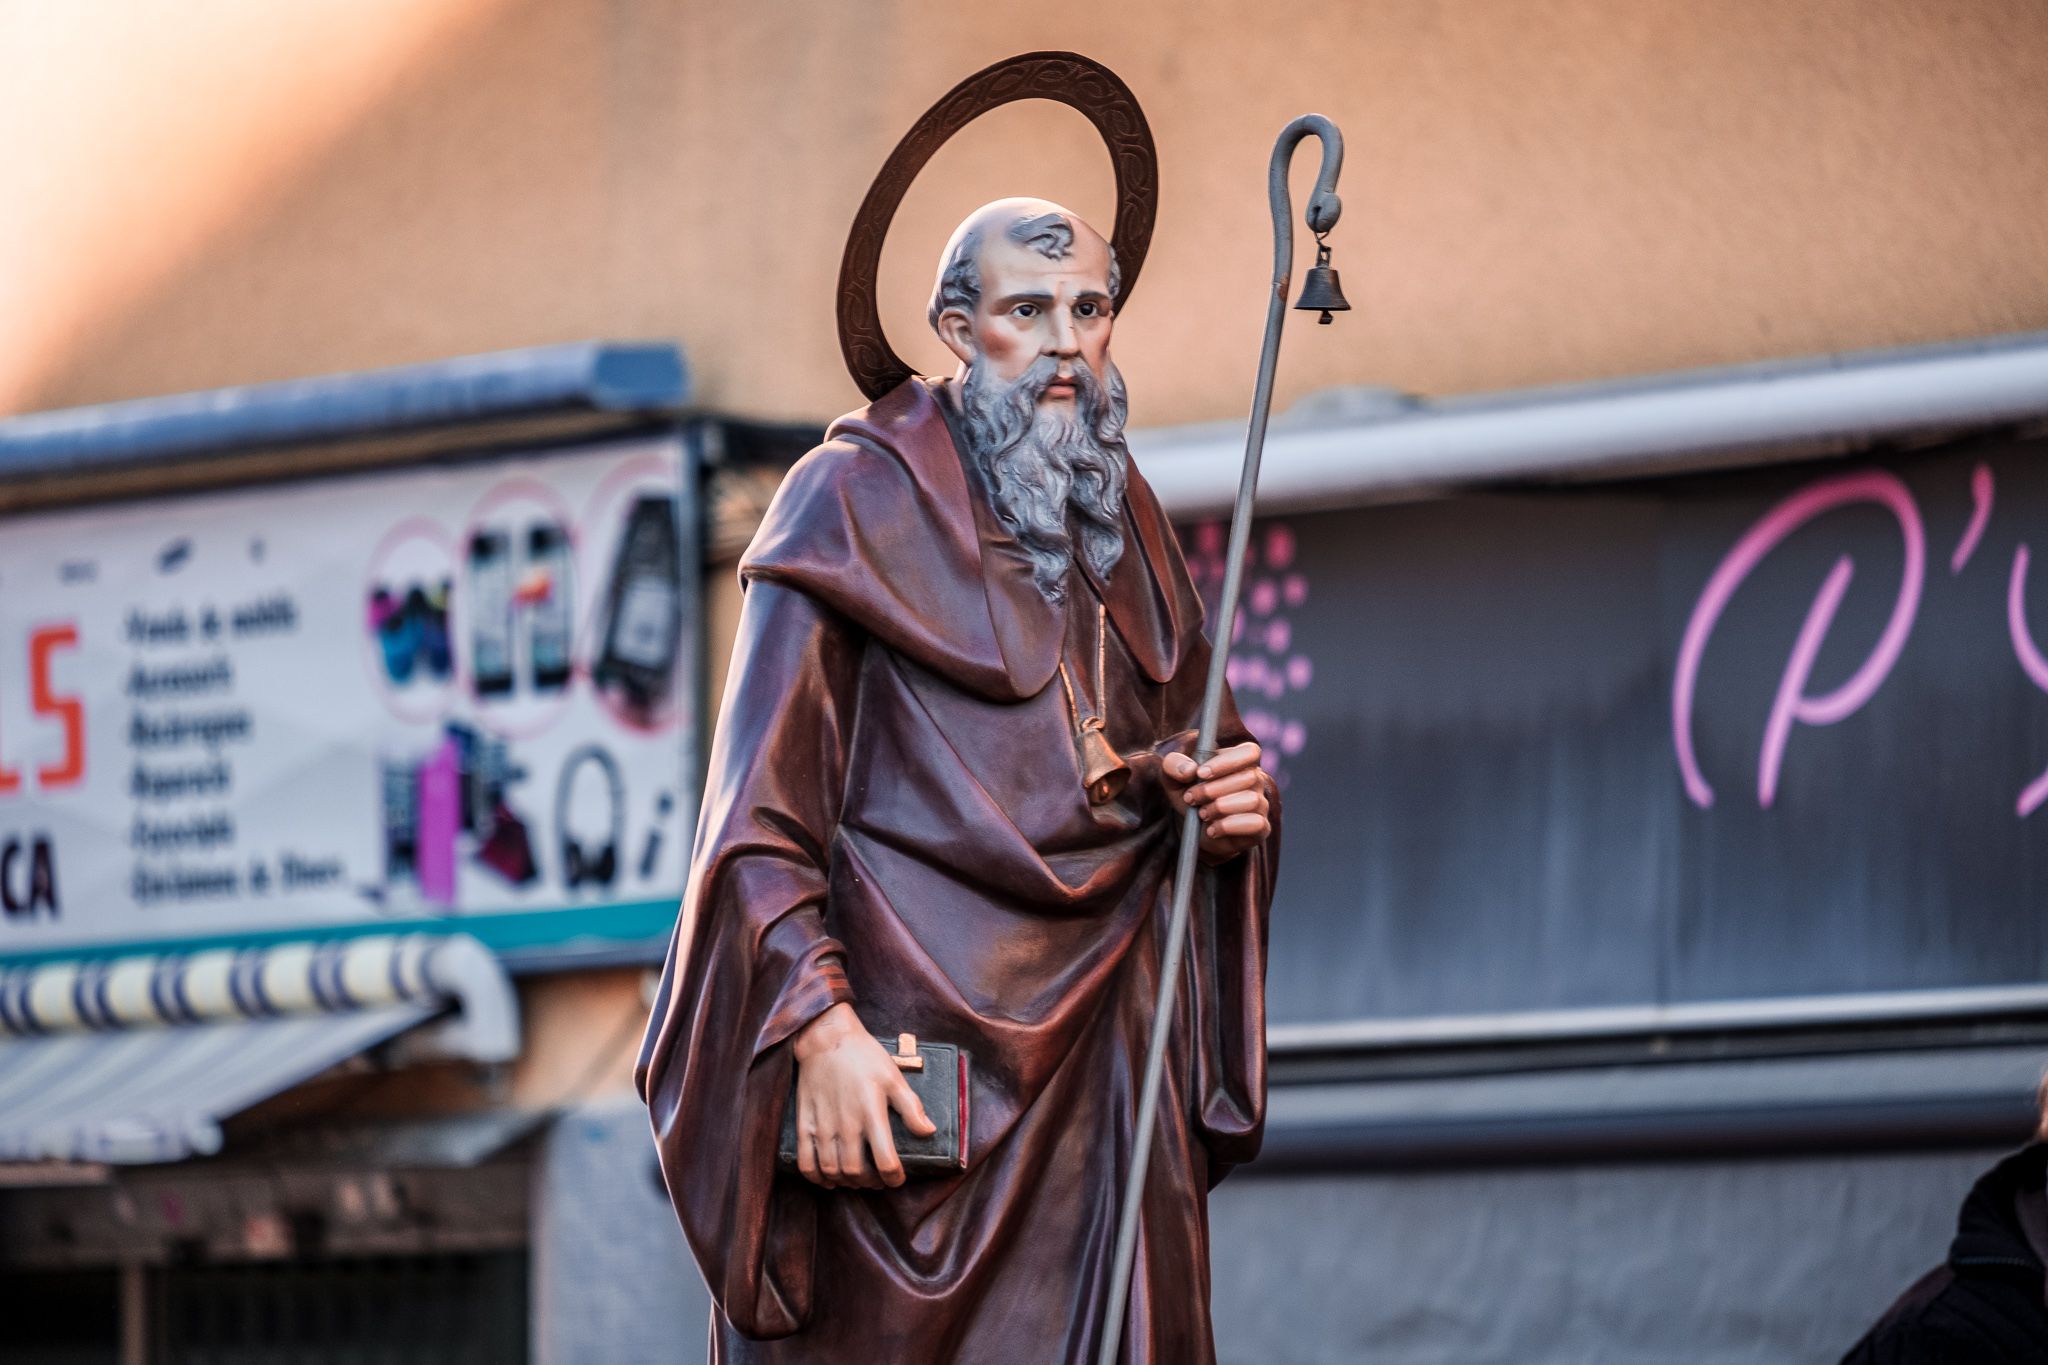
[1267,982,2048,1054]
[1096,113,1345,1365]
[1251,1042,2048,1171]
[1253,1092,2039,1172]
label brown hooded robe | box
[637,377,1278,1364]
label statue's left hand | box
[1163,741,1273,864]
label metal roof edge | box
[1132,327,2048,518]
[0,340,690,483]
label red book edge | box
[957,1051,970,1170]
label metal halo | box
[836,51,1159,401]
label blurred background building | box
[2,2,2046,1362]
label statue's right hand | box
[790,1002,937,1189]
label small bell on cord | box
[1076,716,1130,805]
[1294,238,1350,325]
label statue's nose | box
[1047,309,1081,356]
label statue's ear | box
[935,309,977,368]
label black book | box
[778,1034,968,1179]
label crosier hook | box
[1095,114,1347,1365]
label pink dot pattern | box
[1180,520,1313,786]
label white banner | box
[0,435,694,957]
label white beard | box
[957,352,1131,602]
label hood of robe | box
[740,376,1204,703]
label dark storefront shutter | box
[151,1252,528,1365]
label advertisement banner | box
[0,434,694,962]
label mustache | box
[963,352,1123,442]
[1009,353,1102,404]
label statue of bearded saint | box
[638,198,1280,1365]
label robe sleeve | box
[1158,637,1282,1186]
[635,579,862,1339]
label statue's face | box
[939,227,1116,411]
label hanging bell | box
[1075,716,1131,805]
[1294,239,1350,325]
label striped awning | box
[0,934,517,1165]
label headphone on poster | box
[555,744,622,891]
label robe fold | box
[637,377,1279,1364]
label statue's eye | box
[1011,303,1038,319]
[1075,301,1099,318]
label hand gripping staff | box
[1095,114,1349,1365]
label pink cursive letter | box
[1674,470,1924,809]
[2005,546,2048,817]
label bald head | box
[927,198,1119,334]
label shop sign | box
[0,434,694,962]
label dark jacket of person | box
[1840,1144,2048,1364]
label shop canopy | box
[0,933,516,1165]
[1133,327,2048,517]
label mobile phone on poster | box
[594,495,682,715]
[527,521,573,693]
[468,529,515,698]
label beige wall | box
[7,0,2047,431]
